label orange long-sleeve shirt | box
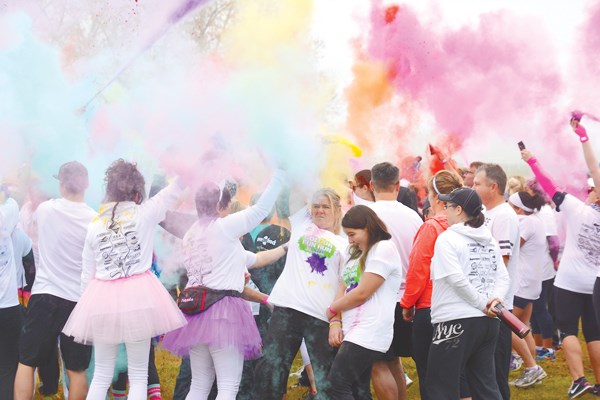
[400,215,448,310]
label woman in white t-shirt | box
[426,188,509,400]
[323,205,401,399]
[253,188,347,399]
[521,116,600,397]
[507,191,548,387]
[162,169,287,399]
[62,160,188,400]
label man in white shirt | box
[474,163,522,400]
[368,162,423,400]
[14,162,96,400]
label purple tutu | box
[62,271,187,345]
[162,296,261,360]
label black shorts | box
[383,303,413,360]
[19,294,91,371]
[554,287,600,343]
[513,296,534,310]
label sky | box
[1,0,599,203]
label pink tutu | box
[162,296,261,360]
[62,271,187,345]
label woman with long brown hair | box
[324,205,402,399]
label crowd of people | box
[1,116,600,400]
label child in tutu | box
[162,169,287,400]
[62,159,187,400]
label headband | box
[509,192,533,213]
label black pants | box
[0,305,23,400]
[253,307,337,400]
[412,308,433,400]
[494,318,512,400]
[426,317,501,400]
[325,341,382,400]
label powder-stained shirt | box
[269,207,347,322]
[554,194,600,294]
[341,240,402,352]
[81,181,183,291]
[181,171,285,293]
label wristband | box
[329,321,341,328]
[327,306,338,316]
[261,296,269,305]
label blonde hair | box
[507,176,527,196]
[311,188,342,234]
[427,170,463,199]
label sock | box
[536,346,543,351]
[112,389,127,399]
[148,384,162,399]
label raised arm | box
[571,119,600,196]
[521,149,559,200]
[219,169,286,239]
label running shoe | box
[510,353,523,371]
[535,347,556,361]
[567,378,592,398]
[514,366,547,388]
[589,384,600,397]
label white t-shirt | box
[483,202,520,309]
[181,170,284,293]
[538,205,558,280]
[430,223,509,324]
[515,214,546,301]
[554,195,600,294]
[352,193,373,207]
[340,240,402,352]
[269,208,347,322]
[368,200,422,300]
[82,181,185,291]
[32,198,96,302]
[0,199,20,308]
[12,227,33,289]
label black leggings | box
[253,307,336,400]
[326,341,383,399]
[531,278,555,339]
[554,286,600,342]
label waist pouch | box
[177,286,242,315]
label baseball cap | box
[54,161,89,193]
[438,187,483,215]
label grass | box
[34,335,595,399]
